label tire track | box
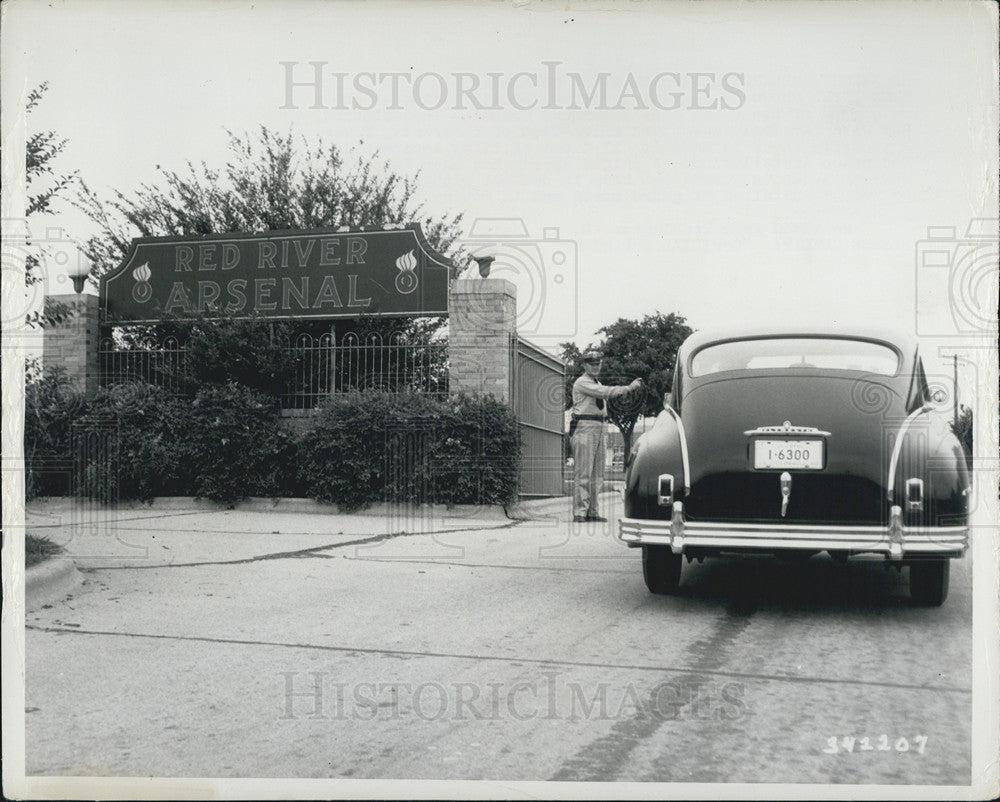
[549,599,756,781]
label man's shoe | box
[585,514,608,522]
[572,515,588,522]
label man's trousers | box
[572,420,606,518]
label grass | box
[26,534,62,567]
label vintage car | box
[619,327,970,606]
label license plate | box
[753,439,823,470]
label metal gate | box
[511,336,566,497]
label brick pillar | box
[42,294,100,395]
[449,278,517,403]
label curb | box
[27,496,514,521]
[25,559,81,612]
[507,489,620,521]
[507,495,572,520]
[27,488,622,523]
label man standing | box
[570,348,643,522]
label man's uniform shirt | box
[572,373,631,417]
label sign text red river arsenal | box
[100,225,451,323]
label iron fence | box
[99,330,449,408]
[99,335,186,393]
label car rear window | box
[690,338,899,377]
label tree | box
[560,341,584,409]
[26,84,79,220]
[75,126,464,284]
[24,82,79,327]
[951,405,972,471]
[561,312,693,456]
[176,313,305,398]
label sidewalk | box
[24,492,624,569]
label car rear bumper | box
[618,503,967,559]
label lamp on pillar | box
[472,255,495,278]
[44,249,100,395]
[67,253,93,294]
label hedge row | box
[25,371,520,508]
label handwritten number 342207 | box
[823,735,928,754]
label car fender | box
[893,408,970,527]
[625,411,687,520]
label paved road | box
[25,495,972,784]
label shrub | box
[298,391,519,510]
[32,372,519,509]
[431,394,520,506]
[185,382,294,504]
[24,364,89,499]
[74,381,294,504]
[298,391,431,510]
[26,534,62,567]
[74,383,192,502]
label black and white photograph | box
[2,0,998,798]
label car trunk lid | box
[681,374,902,524]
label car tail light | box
[657,474,674,506]
[906,478,924,512]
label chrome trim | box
[888,505,904,559]
[619,513,968,559]
[670,501,685,554]
[662,406,691,495]
[906,478,924,512]
[657,474,674,507]
[744,421,832,437]
[780,471,792,518]
[887,404,931,503]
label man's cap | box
[582,347,603,363]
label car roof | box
[678,326,919,359]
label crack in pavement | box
[91,521,523,569]
[24,624,971,696]
[337,556,634,573]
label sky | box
[2,0,997,395]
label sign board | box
[100,224,451,323]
